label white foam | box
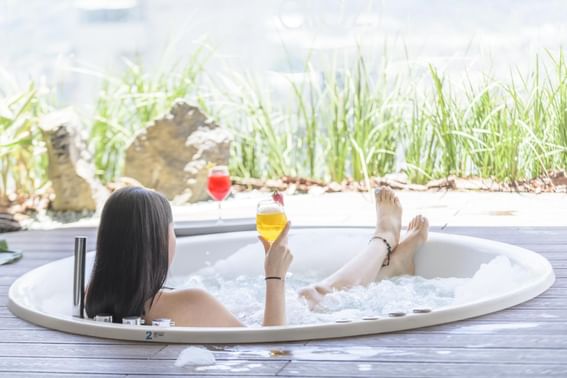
[257,204,283,214]
[168,250,533,326]
[174,347,216,367]
[454,255,533,304]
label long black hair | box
[85,186,173,322]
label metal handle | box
[73,236,87,318]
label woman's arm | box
[148,223,293,328]
[259,222,293,326]
[263,279,286,326]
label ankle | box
[372,231,397,248]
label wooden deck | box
[1,226,566,377]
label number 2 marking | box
[145,331,153,340]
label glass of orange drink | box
[256,199,287,243]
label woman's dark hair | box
[85,186,173,322]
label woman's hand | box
[259,222,292,326]
[259,222,293,279]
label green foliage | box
[90,46,210,182]
[0,79,50,202]
[212,54,399,182]
[2,50,567,202]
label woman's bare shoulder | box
[147,288,243,327]
[160,288,210,301]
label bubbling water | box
[168,249,533,326]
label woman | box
[86,186,428,326]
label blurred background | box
[3,0,567,106]
[1,0,566,223]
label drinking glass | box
[207,165,231,222]
[256,199,287,243]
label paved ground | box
[31,191,567,230]
[173,191,567,227]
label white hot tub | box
[8,227,555,343]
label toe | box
[383,187,393,202]
[394,195,401,206]
[374,188,381,202]
[409,216,418,229]
[380,186,388,200]
[416,215,424,228]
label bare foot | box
[298,187,403,310]
[373,186,402,248]
[376,215,429,279]
[297,284,331,311]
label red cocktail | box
[208,174,231,201]
[207,166,231,221]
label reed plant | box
[89,46,209,181]
[0,78,50,203]
[2,49,567,202]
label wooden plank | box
[0,374,125,378]
[470,308,567,322]
[513,296,567,308]
[0,252,74,261]
[537,286,567,296]
[125,376,274,378]
[0,357,286,376]
[278,361,567,377]
[412,321,567,335]
[0,259,60,270]
[0,343,164,359]
[516,244,567,252]
[306,333,567,349]
[153,344,567,365]
[0,307,13,317]
[4,327,565,349]
[125,376,275,378]
[0,276,19,286]
[0,329,140,345]
[0,317,43,330]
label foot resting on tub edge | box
[298,187,429,310]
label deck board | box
[0,226,565,377]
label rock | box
[307,185,326,195]
[40,109,108,211]
[426,176,457,190]
[406,183,427,191]
[124,102,232,202]
[382,179,406,190]
[454,177,487,191]
[383,172,408,185]
[0,212,21,233]
[285,184,298,195]
[265,179,287,191]
[327,182,343,192]
[550,170,567,186]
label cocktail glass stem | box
[217,201,223,223]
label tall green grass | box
[210,55,399,182]
[0,78,50,203]
[89,50,567,184]
[2,50,567,203]
[89,46,210,182]
[402,54,567,184]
